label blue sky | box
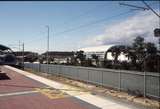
[0,1,159,53]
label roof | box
[79,45,129,61]
[13,51,38,56]
[0,44,11,51]
[78,45,115,52]
[42,51,74,57]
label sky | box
[0,1,159,53]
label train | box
[0,44,17,66]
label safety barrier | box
[24,63,160,99]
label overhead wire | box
[54,10,135,36]
[60,4,108,26]
[24,4,108,45]
[25,9,136,46]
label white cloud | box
[84,11,159,47]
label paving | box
[0,66,100,109]
[0,65,149,109]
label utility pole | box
[22,43,24,70]
[120,1,160,52]
[142,1,160,18]
[46,25,50,74]
[19,40,21,51]
[120,1,160,100]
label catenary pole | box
[46,25,49,74]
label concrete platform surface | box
[0,66,100,109]
[0,66,148,109]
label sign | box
[154,28,160,37]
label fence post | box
[87,69,90,84]
[144,71,146,98]
[58,65,61,76]
[31,63,32,70]
[119,70,121,91]
[68,66,70,77]
[144,58,146,98]
[77,68,79,80]
[101,71,103,86]
[38,63,41,72]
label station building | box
[41,51,74,64]
[78,45,129,62]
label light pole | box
[22,43,24,70]
[46,25,50,74]
[19,40,21,51]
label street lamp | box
[46,25,49,74]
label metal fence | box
[24,63,160,99]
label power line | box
[119,2,149,11]
[25,4,107,45]
[25,10,135,46]
[142,1,160,18]
[60,4,108,26]
[119,1,160,18]
[54,10,135,36]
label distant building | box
[41,51,74,64]
[78,45,113,59]
[13,51,38,57]
[78,45,129,62]
[13,51,38,63]
[42,51,74,58]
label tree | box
[108,46,121,64]
[125,36,146,71]
[124,46,137,70]
[108,45,126,64]
[145,42,157,55]
[91,54,99,67]
[74,50,86,66]
[83,58,92,67]
[103,45,127,69]
[125,36,158,71]
[144,54,159,72]
[132,36,146,63]
[143,42,158,72]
